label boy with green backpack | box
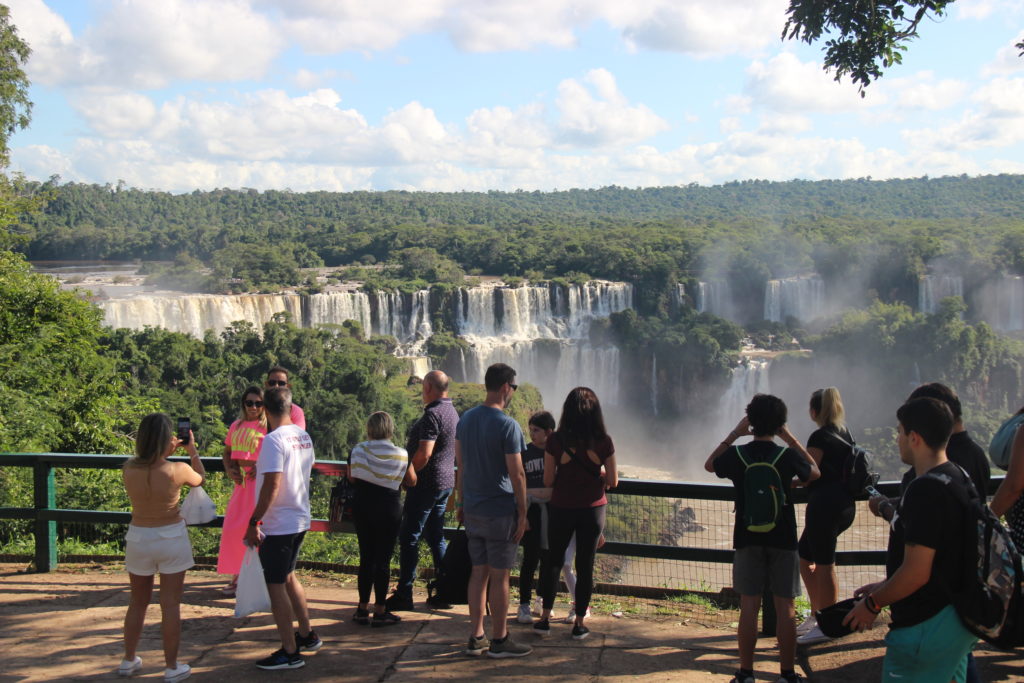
[704,393,820,683]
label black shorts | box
[259,531,306,584]
[798,495,855,565]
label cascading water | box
[717,357,772,425]
[695,281,736,321]
[978,275,1024,332]
[918,275,963,314]
[764,276,825,323]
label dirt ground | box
[1,562,1022,682]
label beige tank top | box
[123,459,203,527]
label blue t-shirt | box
[457,405,527,517]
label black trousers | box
[540,504,605,613]
[353,480,402,605]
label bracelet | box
[865,594,881,614]
[720,441,733,447]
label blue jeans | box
[396,486,451,596]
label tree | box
[783,0,982,94]
[0,4,30,167]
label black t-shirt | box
[806,425,855,496]
[886,461,969,628]
[521,443,546,489]
[714,440,813,550]
[898,430,991,498]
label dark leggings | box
[353,480,402,606]
[519,503,548,604]
[541,504,605,613]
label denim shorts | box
[883,605,976,683]
[124,521,194,576]
[732,545,801,598]
[464,513,518,570]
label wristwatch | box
[248,517,260,527]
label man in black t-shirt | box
[846,397,977,683]
[705,394,820,683]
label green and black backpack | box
[736,445,788,532]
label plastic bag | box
[180,485,217,525]
[235,546,271,618]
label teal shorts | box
[883,605,976,683]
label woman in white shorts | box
[120,413,206,683]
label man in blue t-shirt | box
[455,363,531,659]
[705,393,819,683]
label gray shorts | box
[733,545,801,598]
[464,513,518,570]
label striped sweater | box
[348,439,408,491]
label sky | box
[4,0,1024,193]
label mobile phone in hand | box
[177,417,191,443]
[865,485,882,498]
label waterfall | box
[718,358,772,423]
[978,275,1024,331]
[918,275,963,314]
[650,354,658,417]
[307,291,373,336]
[99,293,305,338]
[764,276,825,323]
[696,281,735,320]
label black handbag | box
[328,476,356,533]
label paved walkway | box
[2,563,1022,682]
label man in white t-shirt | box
[244,387,319,670]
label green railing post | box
[33,460,57,572]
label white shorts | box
[124,521,194,576]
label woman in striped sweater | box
[349,412,414,627]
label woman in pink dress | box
[217,386,268,594]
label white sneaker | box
[796,616,817,635]
[563,605,591,623]
[796,625,831,646]
[118,656,142,677]
[163,663,191,683]
[531,596,543,617]
[516,603,533,624]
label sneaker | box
[117,656,142,677]
[255,648,304,670]
[776,674,805,683]
[384,592,415,612]
[487,635,533,658]
[163,664,191,683]
[221,583,237,597]
[352,607,370,626]
[295,630,323,652]
[425,593,452,609]
[466,634,490,656]
[571,624,590,640]
[371,611,402,628]
[516,603,533,624]
[533,618,550,637]
[531,596,543,617]
[563,605,591,623]
[796,625,831,646]
[729,672,755,683]
[796,615,817,635]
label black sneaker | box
[571,624,590,641]
[533,618,550,637]
[425,593,452,610]
[384,592,415,612]
[371,611,402,628]
[295,630,322,652]
[255,648,304,670]
[352,608,370,626]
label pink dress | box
[217,419,267,575]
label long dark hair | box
[134,413,173,465]
[556,387,608,450]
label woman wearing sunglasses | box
[217,386,268,595]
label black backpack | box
[427,527,472,606]
[925,467,1024,650]
[830,432,876,497]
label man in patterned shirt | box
[386,370,459,611]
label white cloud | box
[555,68,669,146]
[12,0,283,88]
[954,0,1024,20]
[901,77,1024,151]
[70,89,158,139]
[885,72,969,111]
[744,53,881,113]
[619,0,786,56]
[291,68,351,89]
[982,38,1024,77]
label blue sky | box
[5,0,1024,192]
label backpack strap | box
[736,445,787,467]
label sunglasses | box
[244,400,263,408]
[509,383,518,391]
[266,380,288,387]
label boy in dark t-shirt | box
[516,411,555,623]
[845,397,977,683]
[705,394,820,683]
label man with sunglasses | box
[455,363,531,658]
[266,366,306,430]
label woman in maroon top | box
[534,387,618,640]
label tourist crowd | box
[117,363,1022,683]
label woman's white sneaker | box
[796,625,830,646]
